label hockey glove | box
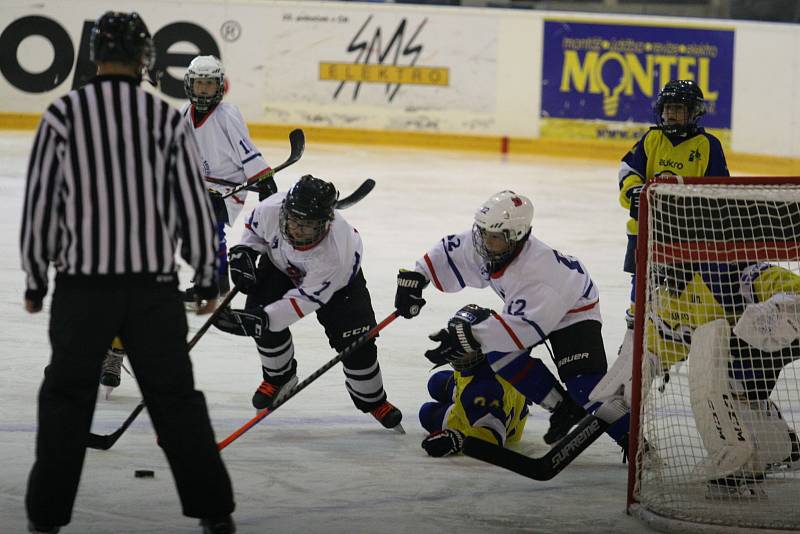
[421,429,465,457]
[213,306,269,338]
[229,245,260,293]
[424,304,489,366]
[395,269,429,318]
[256,175,278,202]
[627,185,644,221]
[208,189,228,224]
[734,293,800,352]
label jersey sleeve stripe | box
[423,253,443,291]
[298,288,325,306]
[506,358,536,387]
[289,297,305,318]
[582,279,594,299]
[441,238,466,288]
[491,312,526,349]
[568,300,599,314]
[241,152,263,164]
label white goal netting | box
[629,179,800,532]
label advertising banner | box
[263,6,497,113]
[540,19,735,145]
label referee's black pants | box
[26,274,234,527]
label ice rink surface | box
[0,131,649,532]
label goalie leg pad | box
[687,319,792,476]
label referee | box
[20,12,235,534]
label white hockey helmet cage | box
[184,55,225,111]
[472,190,533,270]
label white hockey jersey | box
[414,231,601,355]
[239,193,364,331]
[180,101,269,224]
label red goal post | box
[627,176,800,532]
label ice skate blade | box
[390,423,406,434]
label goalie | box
[591,261,800,495]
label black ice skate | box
[371,401,405,434]
[200,515,236,534]
[251,374,298,411]
[100,349,123,399]
[543,395,587,445]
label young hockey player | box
[181,55,275,305]
[395,190,629,456]
[212,175,403,431]
[617,80,729,344]
[418,340,529,457]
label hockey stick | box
[217,310,399,450]
[335,179,375,210]
[462,398,628,481]
[86,289,240,450]
[222,129,305,199]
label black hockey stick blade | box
[335,179,375,210]
[222,129,305,199]
[463,403,623,481]
[86,401,145,450]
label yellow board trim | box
[3,112,798,175]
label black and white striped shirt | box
[20,75,218,298]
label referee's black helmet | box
[89,11,155,70]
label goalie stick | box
[463,398,628,481]
[86,289,241,451]
[217,310,399,450]
[222,129,305,199]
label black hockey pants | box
[245,257,386,411]
[26,274,234,527]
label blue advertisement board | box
[540,20,734,142]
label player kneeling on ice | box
[395,190,630,457]
[212,175,403,431]
[591,261,800,496]
[419,308,530,457]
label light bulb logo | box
[594,52,630,117]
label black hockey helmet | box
[280,175,339,248]
[89,11,155,71]
[654,80,705,137]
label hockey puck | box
[134,469,154,478]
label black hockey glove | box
[421,429,465,457]
[395,269,429,319]
[208,189,228,225]
[213,306,269,338]
[255,175,278,202]
[229,245,260,293]
[627,185,644,221]
[424,304,490,366]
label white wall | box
[1,0,798,157]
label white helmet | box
[472,190,533,270]
[184,55,225,111]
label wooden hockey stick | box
[217,310,399,450]
[463,398,628,481]
[86,289,240,451]
[222,129,305,199]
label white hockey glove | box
[733,293,800,352]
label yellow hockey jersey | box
[618,127,729,236]
[445,364,529,446]
[648,263,800,368]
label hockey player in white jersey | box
[395,190,630,454]
[212,175,403,430]
[181,55,275,304]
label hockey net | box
[627,177,800,533]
